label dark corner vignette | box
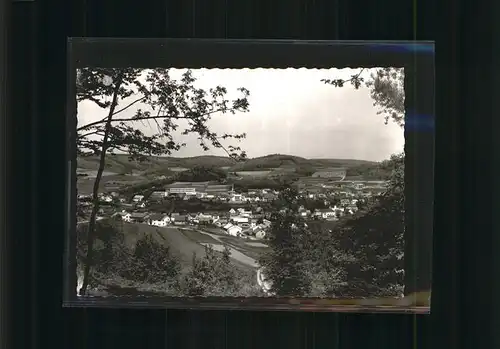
[64,39,435,313]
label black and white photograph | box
[73,66,411,303]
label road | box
[195,229,270,292]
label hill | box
[228,154,376,173]
[77,154,236,175]
[77,153,379,177]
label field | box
[217,235,271,261]
[198,227,271,261]
[77,173,150,195]
[168,167,189,172]
[235,171,272,178]
[119,223,258,273]
[76,153,391,197]
[78,153,379,177]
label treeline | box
[76,220,262,297]
[260,154,405,298]
[118,166,228,199]
[345,162,394,180]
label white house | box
[314,208,336,219]
[262,219,272,227]
[99,194,113,203]
[227,225,243,237]
[237,208,252,217]
[113,211,130,221]
[122,213,132,222]
[231,216,249,224]
[230,194,245,202]
[256,230,267,239]
[132,195,145,202]
[136,202,146,208]
[149,214,171,227]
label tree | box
[321,67,405,126]
[127,234,182,284]
[305,68,407,297]
[182,245,239,296]
[328,153,405,297]
[176,165,227,182]
[259,187,316,296]
[76,68,251,295]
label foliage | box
[322,67,405,126]
[77,68,250,160]
[325,153,405,297]
[180,245,260,297]
[176,165,227,182]
[126,234,182,284]
[257,70,407,298]
[259,187,316,296]
[76,68,251,294]
[345,162,394,180]
[76,220,132,291]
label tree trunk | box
[79,76,123,295]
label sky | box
[77,68,405,162]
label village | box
[77,175,388,242]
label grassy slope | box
[120,223,256,274]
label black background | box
[6,0,496,348]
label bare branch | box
[76,108,227,132]
[111,96,147,117]
[321,68,366,88]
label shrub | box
[181,245,238,296]
[126,233,182,284]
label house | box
[149,214,171,227]
[205,184,232,194]
[298,207,311,217]
[226,224,243,237]
[113,211,130,221]
[245,225,265,236]
[262,193,277,202]
[231,216,249,224]
[255,230,267,239]
[229,193,246,202]
[229,208,237,216]
[313,208,336,220]
[173,215,187,225]
[197,214,213,225]
[132,195,145,202]
[99,194,113,203]
[136,202,146,209]
[149,191,167,201]
[262,219,272,227]
[217,217,229,226]
[121,213,132,222]
[129,212,149,223]
[237,208,252,216]
[340,199,351,206]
